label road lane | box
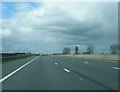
[2,55,119,90]
[2,56,36,77]
[3,56,96,90]
[48,55,119,90]
[0,56,39,83]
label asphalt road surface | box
[1,55,119,90]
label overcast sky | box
[1,1,118,54]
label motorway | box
[1,55,119,90]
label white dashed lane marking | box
[72,59,75,61]
[112,67,120,70]
[55,63,58,65]
[80,78,83,81]
[84,62,89,64]
[64,69,70,73]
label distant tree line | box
[110,44,120,54]
[63,47,71,54]
[85,46,94,54]
[62,44,120,55]
[62,46,94,55]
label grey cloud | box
[2,2,118,54]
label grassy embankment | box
[1,53,39,62]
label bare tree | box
[110,44,120,54]
[63,47,71,54]
[86,46,94,54]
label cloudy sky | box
[1,1,118,54]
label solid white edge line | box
[64,69,70,73]
[0,56,39,83]
[112,67,120,70]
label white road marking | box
[112,67,120,70]
[84,62,89,64]
[72,59,75,61]
[64,69,70,73]
[80,78,83,80]
[55,63,58,65]
[0,56,39,83]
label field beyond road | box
[57,54,119,61]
